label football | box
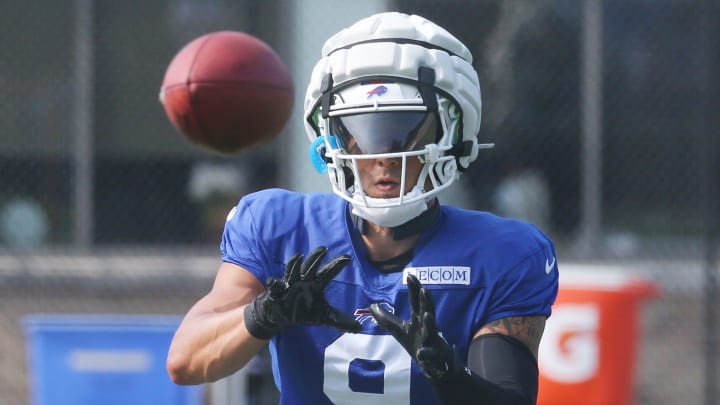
[160,31,294,153]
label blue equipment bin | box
[22,314,204,405]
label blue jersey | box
[221,189,558,405]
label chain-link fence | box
[1,1,717,404]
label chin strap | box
[350,200,439,240]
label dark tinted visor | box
[330,112,441,154]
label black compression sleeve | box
[428,334,538,405]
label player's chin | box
[365,189,400,199]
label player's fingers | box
[421,287,436,316]
[416,346,446,367]
[407,274,421,321]
[284,253,304,284]
[407,273,421,289]
[325,307,362,333]
[420,287,443,342]
[316,254,351,285]
[266,277,286,296]
[422,311,441,339]
[418,285,428,317]
[370,303,405,336]
[301,246,328,280]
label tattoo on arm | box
[476,316,546,359]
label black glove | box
[244,246,361,339]
[370,274,468,382]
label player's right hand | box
[370,274,463,382]
[243,246,361,339]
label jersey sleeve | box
[220,197,271,284]
[482,240,559,325]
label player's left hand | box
[370,274,465,381]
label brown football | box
[160,31,294,153]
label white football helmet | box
[304,12,490,227]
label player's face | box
[335,111,438,199]
[353,154,423,199]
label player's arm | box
[474,315,545,360]
[167,261,268,385]
[371,275,543,405]
[460,316,545,404]
[169,245,363,386]
[168,247,361,385]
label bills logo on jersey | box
[354,302,394,325]
[403,266,471,285]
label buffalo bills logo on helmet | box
[366,85,388,99]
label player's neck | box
[359,199,439,262]
[362,225,420,262]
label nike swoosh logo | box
[545,257,556,274]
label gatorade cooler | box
[22,314,204,405]
[538,267,659,405]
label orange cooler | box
[538,269,659,405]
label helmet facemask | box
[310,80,462,227]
